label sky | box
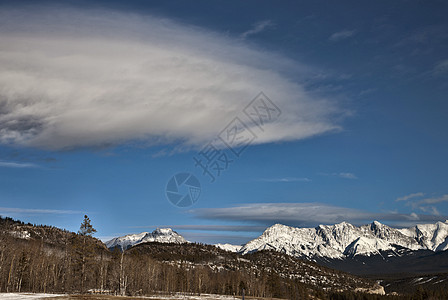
[0,0,447,245]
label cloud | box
[320,172,358,179]
[128,224,266,232]
[240,20,274,40]
[255,177,311,182]
[419,206,440,216]
[358,88,377,96]
[0,207,80,215]
[418,194,448,205]
[0,7,343,151]
[0,160,39,168]
[396,193,447,216]
[180,232,254,245]
[337,172,357,179]
[432,59,448,76]
[329,30,356,42]
[190,202,445,227]
[396,192,425,202]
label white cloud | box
[329,30,356,42]
[240,20,274,40]
[396,192,424,202]
[397,193,447,216]
[0,160,38,168]
[255,177,311,182]
[0,7,343,151]
[418,194,448,205]
[337,172,357,179]
[190,202,443,227]
[320,172,358,179]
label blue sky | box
[0,0,447,244]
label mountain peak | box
[372,220,382,226]
[153,227,174,234]
[106,227,187,250]
[268,223,289,230]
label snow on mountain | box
[398,221,448,251]
[240,220,448,259]
[106,228,188,250]
[214,243,242,252]
[343,236,392,257]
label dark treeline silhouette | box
[0,216,447,300]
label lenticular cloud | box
[0,7,341,150]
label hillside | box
[127,242,382,295]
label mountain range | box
[240,220,448,259]
[106,220,448,259]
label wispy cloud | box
[180,232,254,245]
[338,172,358,179]
[396,192,424,202]
[419,206,440,216]
[128,224,266,232]
[0,207,80,215]
[418,194,448,205]
[240,20,274,40]
[358,88,377,96]
[190,202,444,227]
[0,8,343,151]
[320,172,358,179]
[329,30,356,42]
[432,59,448,76]
[396,193,447,216]
[255,177,311,183]
[0,161,39,168]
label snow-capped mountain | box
[240,220,448,259]
[214,243,242,252]
[106,228,188,250]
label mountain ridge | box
[240,220,448,259]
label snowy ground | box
[145,294,239,299]
[0,293,244,300]
[0,294,63,300]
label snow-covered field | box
[0,294,63,300]
[0,293,241,300]
[145,294,239,299]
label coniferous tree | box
[78,215,97,237]
[73,215,97,293]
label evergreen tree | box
[78,215,97,237]
[73,215,97,293]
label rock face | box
[240,220,448,259]
[105,228,188,250]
